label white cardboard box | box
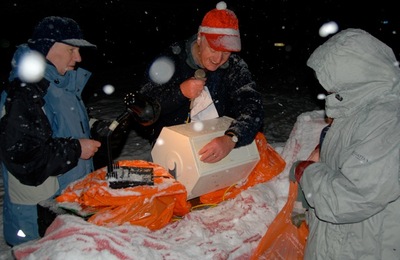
[151,116,260,200]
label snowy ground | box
[0,65,323,259]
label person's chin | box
[204,64,218,71]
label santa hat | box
[198,1,241,52]
[28,16,96,56]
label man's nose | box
[74,51,82,63]
[211,52,223,63]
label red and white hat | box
[198,1,241,52]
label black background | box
[1,0,399,99]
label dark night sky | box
[1,0,399,96]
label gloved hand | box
[90,118,133,169]
[289,160,314,209]
[91,118,132,140]
[289,160,314,183]
[91,119,112,138]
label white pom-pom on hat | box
[216,1,227,10]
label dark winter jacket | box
[0,78,82,186]
[140,35,264,147]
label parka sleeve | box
[0,85,82,186]
[223,57,265,147]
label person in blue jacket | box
[139,1,264,164]
[0,16,101,246]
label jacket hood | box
[9,44,31,82]
[307,28,400,118]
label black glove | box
[91,119,112,138]
[91,118,132,169]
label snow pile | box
[14,181,285,259]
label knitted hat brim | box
[203,33,241,52]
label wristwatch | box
[225,132,238,143]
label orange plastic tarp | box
[251,182,308,259]
[56,160,191,230]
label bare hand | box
[198,135,235,163]
[180,77,206,99]
[79,139,101,159]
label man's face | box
[46,42,82,75]
[197,35,231,72]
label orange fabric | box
[250,182,308,259]
[56,160,191,230]
[200,132,286,204]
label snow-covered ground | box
[0,72,323,259]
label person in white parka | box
[291,28,400,259]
